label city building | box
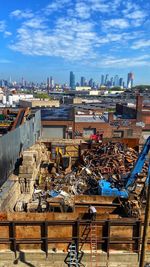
[41,107,74,139]
[76,86,91,91]
[89,78,93,87]
[70,71,75,90]
[101,74,105,86]
[127,72,134,88]
[81,76,86,86]
[19,98,60,108]
[47,77,50,92]
[116,94,150,139]
[105,74,109,85]
[114,75,119,87]
[110,77,113,87]
[119,78,123,87]
[50,76,54,89]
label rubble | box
[15,141,148,217]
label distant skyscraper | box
[89,78,93,87]
[50,76,54,89]
[70,71,75,90]
[81,76,85,86]
[101,75,105,85]
[47,77,50,91]
[22,77,25,87]
[105,74,109,86]
[110,77,113,87]
[127,72,134,88]
[119,78,123,87]
[114,75,119,86]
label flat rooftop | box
[75,114,108,123]
[41,107,74,121]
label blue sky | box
[0,0,150,85]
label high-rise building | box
[81,76,85,86]
[119,78,123,87]
[127,72,134,88]
[105,74,109,86]
[89,78,93,87]
[22,77,25,87]
[110,77,113,87]
[50,76,54,89]
[70,71,75,90]
[114,75,119,87]
[47,77,50,91]
[101,75,105,85]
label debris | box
[15,141,148,217]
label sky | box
[0,0,150,85]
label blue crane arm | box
[126,136,150,189]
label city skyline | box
[0,71,132,88]
[0,0,150,84]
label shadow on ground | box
[13,251,36,267]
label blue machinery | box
[98,136,150,198]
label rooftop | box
[41,107,74,121]
[75,114,108,123]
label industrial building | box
[19,98,60,108]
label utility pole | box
[139,163,150,267]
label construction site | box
[0,131,150,267]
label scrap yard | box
[0,136,150,267]
[9,138,148,218]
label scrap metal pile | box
[25,141,148,216]
[82,142,148,194]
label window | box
[83,128,96,137]
[113,131,124,138]
[127,129,133,137]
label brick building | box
[41,107,74,139]
[116,94,150,139]
[41,106,142,140]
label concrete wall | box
[0,178,20,212]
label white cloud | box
[131,39,150,49]
[126,10,147,20]
[122,1,139,15]
[103,19,130,29]
[7,0,150,66]
[0,21,6,32]
[23,18,47,29]
[75,2,91,19]
[0,21,12,38]
[10,9,33,19]
[44,0,71,15]
[125,10,147,27]
[4,31,12,37]
[95,55,150,68]
[87,0,119,13]
[9,17,97,60]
